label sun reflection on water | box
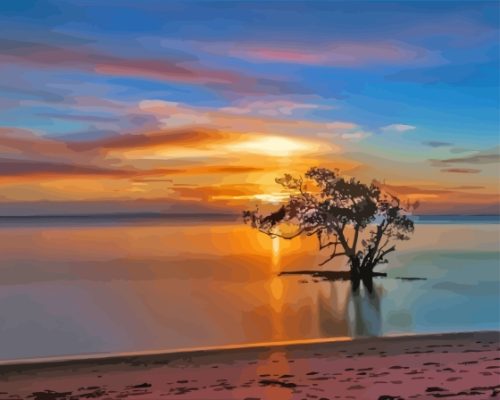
[271,236,281,271]
[269,236,286,337]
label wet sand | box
[0,331,498,400]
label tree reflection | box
[348,282,382,337]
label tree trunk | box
[352,256,377,276]
[349,256,361,277]
[363,261,375,274]
[349,256,386,292]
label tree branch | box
[374,245,396,264]
[319,249,347,266]
[352,225,360,253]
[298,176,305,196]
[258,228,304,240]
[319,240,342,250]
[334,221,353,256]
[318,236,348,266]
[378,237,390,253]
[305,227,322,237]
[316,230,341,250]
[361,220,387,269]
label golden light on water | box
[270,236,284,314]
[270,277,284,312]
[271,236,281,271]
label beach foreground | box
[0,331,499,400]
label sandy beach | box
[0,331,498,400]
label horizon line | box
[0,212,499,219]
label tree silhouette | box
[243,167,416,282]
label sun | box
[227,135,319,157]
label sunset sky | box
[1,1,498,215]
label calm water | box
[0,216,498,361]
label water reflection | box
[256,242,381,344]
[268,236,381,339]
[348,283,382,337]
[317,281,350,338]
[0,220,498,360]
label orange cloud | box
[377,181,499,213]
[0,127,73,159]
[0,158,187,183]
[67,128,233,152]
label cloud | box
[202,166,264,174]
[131,177,173,183]
[170,183,260,201]
[204,40,440,67]
[377,182,449,196]
[381,124,416,133]
[0,127,78,161]
[136,99,368,144]
[0,198,229,216]
[0,158,132,179]
[422,141,453,147]
[450,185,485,190]
[0,38,307,97]
[220,100,332,117]
[67,128,235,152]
[0,126,198,181]
[0,155,264,182]
[430,147,500,167]
[375,180,499,215]
[440,168,481,174]
[377,181,492,196]
[149,165,266,176]
[36,112,118,123]
[340,132,371,141]
[0,39,208,83]
[31,99,364,162]
[0,83,68,103]
[440,154,499,165]
[0,106,346,198]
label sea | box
[0,214,498,361]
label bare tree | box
[243,167,416,280]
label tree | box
[243,167,416,282]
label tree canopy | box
[243,167,416,278]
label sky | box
[0,0,499,215]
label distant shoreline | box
[1,331,498,399]
[0,212,498,219]
[0,213,498,228]
[0,212,240,226]
[0,212,239,219]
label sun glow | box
[254,192,290,203]
[227,136,319,157]
[211,192,289,203]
